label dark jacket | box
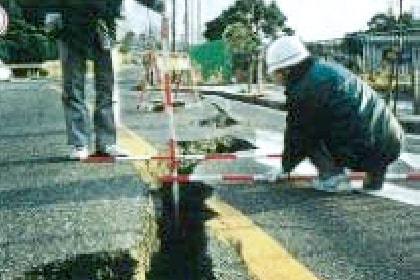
[57,0,122,46]
[282,57,403,173]
[18,1,122,39]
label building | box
[360,29,420,75]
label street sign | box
[0,4,8,35]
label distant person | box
[136,67,148,110]
[45,1,125,160]
[265,35,403,191]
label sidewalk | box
[0,79,156,279]
[198,83,420,134]
[199,84,287,110]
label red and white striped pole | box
[159,172,420,183]
[160,2,181,228]
[83,154,420,182]
[0,4,8,36]
[163,66,181,227]
[84,152,283,162]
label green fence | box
[188,40,232,83]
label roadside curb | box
[398,114,420,134]
[201,90,287,110]
[201,90,420,136]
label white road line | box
[352,181,420,206]
[254,130,420,206]
[400,152,420,169]
[255,130,284,168]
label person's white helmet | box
[266,35,310,74]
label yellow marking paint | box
[117,126,169,188]
[206,197,320,280]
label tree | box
[119,31,136,53]
[0,0,54,62]
[260,1,287,38]
[222,22,257,90]
[367,12,414,32]
[135,0,164,13]
[223,22,258,54]
[368,13,396,32]
[204,0,287,41]
[341,32,363,72]
[214,1,289,89]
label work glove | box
[96,19,112,50]
[265,167,284,183]
[45,13,63,38]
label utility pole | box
[197,0,201,43]
[184,0,189,50]
[190,0,194,44]
[413,0,420,114]
[160,0,169,52]
[395,0,403,114]
[172,0,176,52]
[256,4,264,96]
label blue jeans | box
[309,140,387,189]
[309,141,345,180]
[58,34,116,149]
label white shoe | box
[69,146,89,160]
[313,174,353,193]
[96,144,128,157]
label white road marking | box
[255,130,283,168]
[254,130,420,206]
[352,181,420,206]
[400,152,420,169]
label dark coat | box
[58,1,122,44]
[282,58,403,173]
[18,0,122,45]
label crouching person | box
[266,35,403,192]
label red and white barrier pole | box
[83,153,283,162]
[163,71,181,226]
[159,172,420,183]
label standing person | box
[46,1,125,160]
[265,35,403,192]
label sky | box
[120,0,418,43]
[201,0,415,41]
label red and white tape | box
[0,5,8,35]
[159,172,420,183]
[83,153,282,162]
[82,153,282,163]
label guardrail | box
[7,63,44,69]
[7,63,45,78]
[6,62,63,78]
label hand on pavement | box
[265,167,284,183]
